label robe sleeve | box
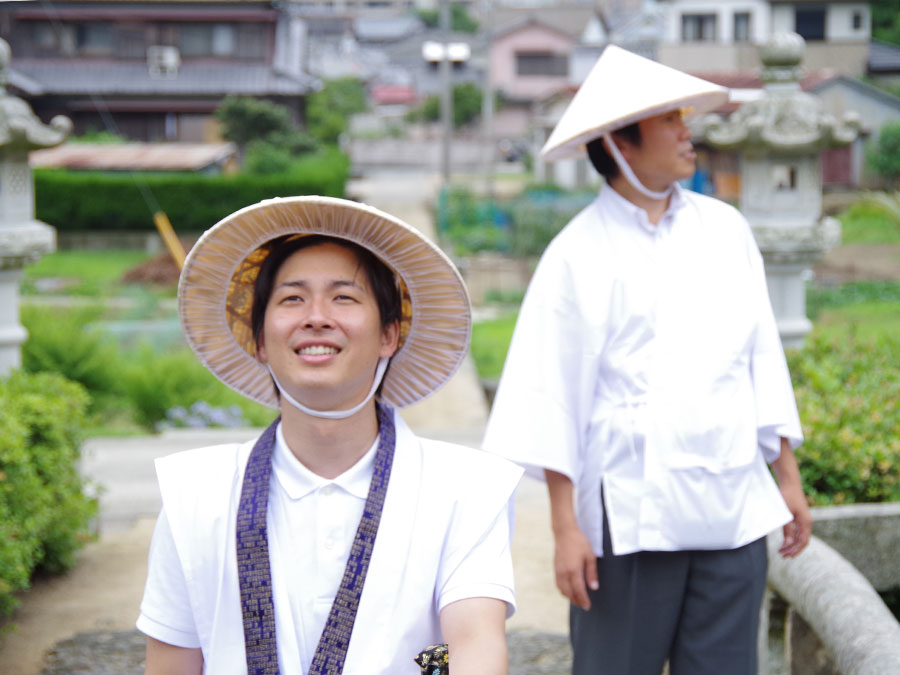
[745,222,804,462]
[482,241,598,482]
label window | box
[76,23,113,55]
[682,13,717,42]
[773,165,797,191]
[733,12,751,42]
[795,8,825,41]
[516,52,568,77]
[178,24,236,57]
[852,11,863,30]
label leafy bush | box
[22,306,275,432]
[438,185,595,257]
[867,121,900,188]
[787,332,900,505]
[34,149,349,232]
[838,196,900,244]
[438,186,510,255]
[0,371,96,616]
[21,305,120,398]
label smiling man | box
[483,46,811,674]
[137,198,522,674]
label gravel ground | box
[39,629,572,674]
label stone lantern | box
[693,32,859,349]
[0,38,72,375]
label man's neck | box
[279,401,381,480]
[608,176,671,225]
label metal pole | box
[481,0,495,201]
[439,0,452,187]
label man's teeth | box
[298,345,339,355]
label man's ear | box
[606,132,634,162]
[380,320,400,358]
[257,332,268,363]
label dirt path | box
[815,244,900,282]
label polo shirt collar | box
[272,421,378,501]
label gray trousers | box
[569,519,767,675]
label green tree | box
[871,0,900,45]
[215,96,294,150]
[306,77,369,145]
[418,4,479,32]
[406,83,483,128]
[867,121,900,188]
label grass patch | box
[838,202,900,244]
[23,250,154,296]
[471,313,518,379]
[813,301,900,341]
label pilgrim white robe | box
[138,410,522,673]
[483,184,802,556]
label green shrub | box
[0,371,96,616]
[788,332,900,505]
[21,305,121,398]
[34,149,349,232]
[121,346,275,430]
[867,121,900,188]
[838,199,900,244]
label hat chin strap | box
[602,132,673,201]
[266,357,390,420]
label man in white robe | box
[137,197,522,674]
[483,46,811,675]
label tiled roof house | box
[2,0,320,142]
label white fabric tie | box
[602,132,673,201]
[267,357,390,419]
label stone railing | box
[762,504,900,674]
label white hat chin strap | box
[266,356,390,420]
[602,132,673,201]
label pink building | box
[490,18,575,103]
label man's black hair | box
[585,122,642,181]
[250,234,402,351]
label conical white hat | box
[541,45,730,162]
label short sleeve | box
[136,508,202,649]
[436,490,516,618]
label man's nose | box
[303,298,333,328]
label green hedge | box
[0,371,97,617]
[34,148,349,232]
[787,332,900,505]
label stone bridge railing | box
[761,504,900,674]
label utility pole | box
[439,0,452,186]
[481,0,495,201]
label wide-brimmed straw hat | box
[178,196,471,410]
[541,45,729,162]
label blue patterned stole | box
[236,404,397,674]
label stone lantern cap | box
[693,32,859,155]
[0,39,72,152]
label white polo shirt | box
[138,411,522,673]
[484,184,802,556]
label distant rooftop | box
[11,59,319,97]
[30,142,237,172]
